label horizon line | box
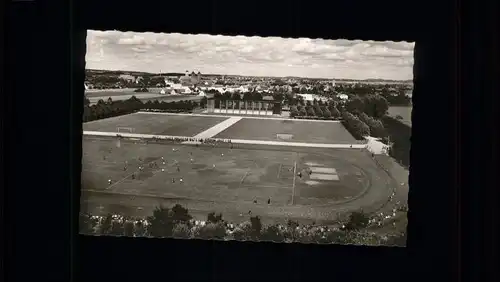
[86,68,413,82]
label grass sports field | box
[214,118,359,144]
[81,112,399,224]
[83,114,228,136]
[83,112,361,144]
[81,139,395,225]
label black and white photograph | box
[80,30,413,246]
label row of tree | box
[345,94,389,118]
[79,204,406,246]
[82,96,199,122]
[289,104,341,119]
[342,112,371,140]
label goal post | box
[116,127,135,133]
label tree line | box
[83,96,199,122]
[79,204,406,246]
[339,95,390,140]
[339,94,410,169]
[289,100,341,120]
[86,74,170,89]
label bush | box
[172,223,192,239]
[342,112,370,139]
[314,105,323,117]
[196,222,227,239]
[124,220,135,237]
[299,107,307,116]
[330,106,340,118]
[81,206,405,246]
[345,211,370,231]
[323,108,332,118]
[147,206,175,237]
[250,216,263,239]
[133,221,147,237]
[306,106,316,116]
[290,106,299,118]
[261,225,285,242]
[363,95,389,118]
[207,212,223,224]
[358,113,387,138]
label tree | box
[84,96,91,107]
[249,216,263,239]
[207,212,223,224]
[342,112,370,139]
[345,211,369,230]
[363,95,389,118]
[323,108,332,118]
[107,97,113,104]
[147,206,175,237]
[252,92,263,101]
[306,106,316,117]
[196,222,227,240]
[299,107,307,117]
[171,204,192,223]
[200,96,208,108]
[330,107,341,118]
[79,213,94,235]
[172,223,191,239]
[242,92,253,101]
[98,213,113,235]
[314,104,323,117]
[358,113,386,137]
[134,221,147,237]
[261,224,285,242]
[345,96,365,114]
[124,220,135,237]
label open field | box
[387,106,412,127]
[83,113,228,136]
[85,88,166,97]
[81,137,397,225]
[214,118,361,144]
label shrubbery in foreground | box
[80,204,407,247]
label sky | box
[86,30,415,80]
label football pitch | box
[81,113,397,224]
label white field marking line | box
[83,131,367,149]
[277,163,283,179]
[239,171,249,188]
[136,111,342,123]
[291,161,297,205]
[192,117,242,139]
[105,158,159,191]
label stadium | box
[81,111,405,225]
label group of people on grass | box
[106,138,236,186]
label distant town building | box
[336,93,349,101]
[180,70,202,86]
[118,74,135,82]
[297,93,329,102]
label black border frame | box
[7,0,498,281]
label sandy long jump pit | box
[80,137,395,224]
